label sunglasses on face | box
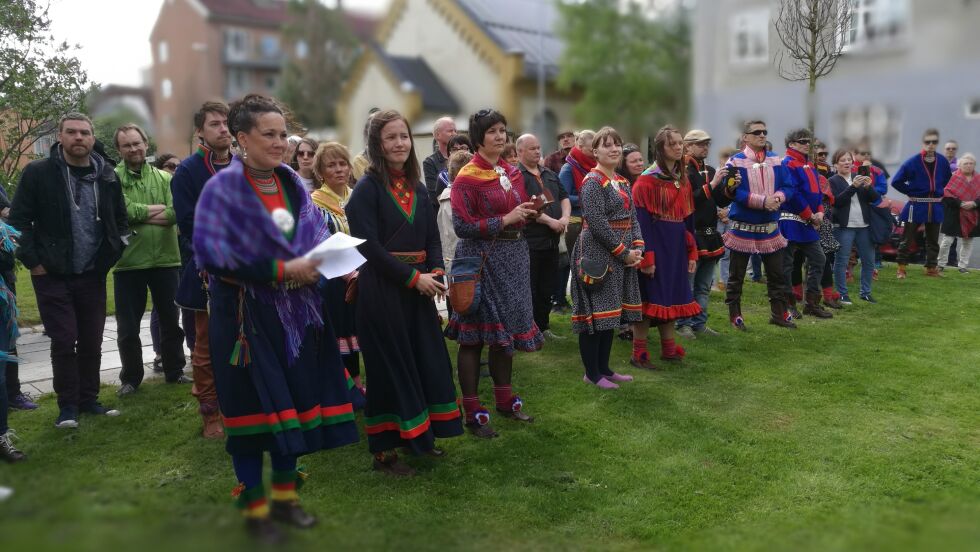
[857,151,871,156]
[795,139,811,145]
[816,151,828,157]
[163,162,179,170]
[924,140,939,145]
[296,150,315,158]
[747,129,768,136]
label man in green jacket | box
[113,124,190,395]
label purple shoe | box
[582,375,619,389]
[8,393,38,410]
[606,372,634,383]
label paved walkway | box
[16,314,190,396]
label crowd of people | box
[1,93,976,543]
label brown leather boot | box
[924,266,942,277]
[202,411,224,439]
[896,264,907,279]
[803,291,833,319]
[769,301,797,329]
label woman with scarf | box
[571,127,643,388]
[345,109,463,476]
[193,94,359,543]
[939,153,980,272]
[631,126,700,367]
[445,108,543,437]
[310,142,363,391]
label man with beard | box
[113,124,190,397]
[171,101,233,438]
[9,113,129,428]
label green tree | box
[0,0,89,190]
[556,0,690,145]
[278,0,361,129]
[91,105,158,166]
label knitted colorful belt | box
[389,250,426,264]
[584,219,631,230]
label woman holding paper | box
[311,142,363,391]
[193,94,359,542]
[345,109,464,477]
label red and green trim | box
[222,403,355,436]
[428,401,463,422]
[611,243,627,256]
[273,260,285,282]
[233,484,269,517]
[365,401,460,439]
[405,268,420,289]
[385,178,418,223]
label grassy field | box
[2,265,979,551]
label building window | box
[967,99,980,119]
[265,74,279,91]
[224,28,249,61]
[295,40,309,60]
[260,36,280,60]
[226,68,247,98]
[161,78,172,99]
[158,41,169,63]
[842,0,908,51]
[730,8,769,65]
[834,104,903,163]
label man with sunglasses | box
[722,120,795,330]
[891,128,953,278]
[778,129,833,320]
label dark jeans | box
[791,249,833,289]
[31,271,107,409]
[114,267,185,386]
[898,222,941,268]
[726,249,787,314]
[529,247,559,331]
[783,241,825,297]
[149,307,196,353]
[677,255,719,330]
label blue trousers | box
[834,227,875,297]
[677,256,719,330]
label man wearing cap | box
[675,130,732,339]
[544,129,575,175]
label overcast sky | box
[47,0,388,87]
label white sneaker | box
[675,326,697,340]
[543,329,566,340]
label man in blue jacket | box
[779,129,832,320]
[891,128,952,278]
[171,101,232,438]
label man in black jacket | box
[517,133,570,340]
[675,130,732,339]
[422,116,457,208]
[9,112,129,429]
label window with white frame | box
[224,28,249,61]
[226,68,247,98]
[834,104,903,163]
[158,41,169,63]
[842,0,909,51]
[967,99,980,119]
[161,78,172,99]
[730,8,770,64]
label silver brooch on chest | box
[271,208,295,233]
[495,166,512,192]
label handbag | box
[869,204,895,245]
[448,254,485,315]
[818,216,839,254]
[575,230,613,290]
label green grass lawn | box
[2,265,979,551]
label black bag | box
[869,205,895,245]
[575,233,612,290]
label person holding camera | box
[830,150,880,304]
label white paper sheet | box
[303,232,366,279]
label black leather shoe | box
[245,517,288,544]
[270,500,317,529]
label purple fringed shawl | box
[193,157,329,364]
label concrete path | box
[15,314,190,396]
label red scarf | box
[565,146,597,194]
[944,169,980,236]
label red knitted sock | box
[661,338,677,357]
[632,336,648,361]
[493,385,513,411]
[462,395,482,424]
[792,284,804,301]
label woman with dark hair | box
[291,137,319,193]
[153,153,180,174]
[193,94,359,542]
[571,127,643,388]
[436,134,473,194]
[345,109,463,475]
[618,143,645,185]
[310,142,363,391]
[631,125,700,367]
[446,108,542,437]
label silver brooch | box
[271,208,296,234]
[495,166,512,192]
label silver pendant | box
[495,167,512,192]
[271,208,295,233]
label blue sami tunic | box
[778,148,823,243]
[891,152,952,224]
[722,146,790,254]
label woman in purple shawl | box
[193,94,358,543]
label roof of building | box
[456,0,564,79]
[373,45,459,113]
[198,0,378,37]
